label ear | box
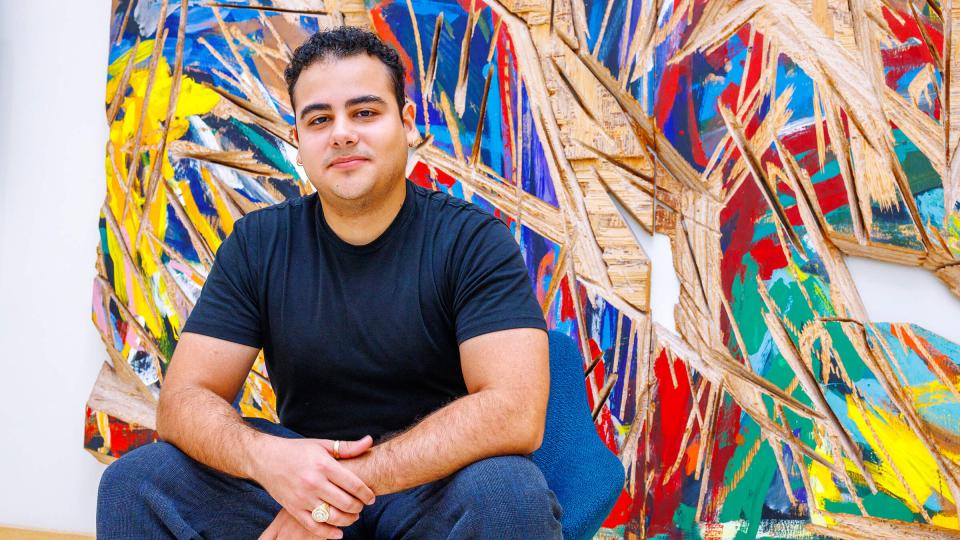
[291,126,302,165]
[402,99,420,147]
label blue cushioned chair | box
[532,331,626,539]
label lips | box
[328,155,368,168]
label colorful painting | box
[90,0,960,537]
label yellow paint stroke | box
[148,271,182,329]
[95,410,112,454]
[909,380,960,409]
[177,179,223,253]
[106,40,156,81]
[788,257,811,282]
[935,512,960,528]
[809,458,843,507]
[107,230,163,339]
[107,47,220,150]
[105,154,126,218]
[240,355,278,421]
[138,237,159,277]
[438,89,466,163]
[946,210,960,258]
[846,396,957,511]
[147,170,169,240]
[104,226,130,304]
[131,278,163,338]
[200,167,236,236]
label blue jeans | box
[97,418,563,539]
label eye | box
[308,116,328,126]
[356,109,377,118]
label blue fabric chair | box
[532,331,626,540]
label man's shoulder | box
[234,193,317,233]
[412,182,503,231]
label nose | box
[330,114,358,148]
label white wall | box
[0,1,109,534]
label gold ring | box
[311,502,331,523]
[332,440,341,459]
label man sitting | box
[96,25,563,540]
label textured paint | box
[89,1,960,538]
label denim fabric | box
[97,418,563,539]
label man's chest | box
[257,236,462,388]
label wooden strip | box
[106,37,141,125]
[947,0,960,217]
[120,2,169,223]
[591,373,619,420]
[454,3,478,116]
[809,513,960,539]
[469,68,494,167]
[86,363,158,430]
[590,0,615,57]
[694,384,721,519]
[424,12,444,104]
[775,139,869,320]
[136,0,189,247]
[0,526,94,540]
[757,278,877,492]
[719,104,805,257]
[204,2,328,15]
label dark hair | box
[284,26,406,114]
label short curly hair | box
[284,26,406,115]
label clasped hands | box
[255,435,377,539]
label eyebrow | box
[298,95,388,120]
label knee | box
[98,441,183,502]
[451,456,562,532]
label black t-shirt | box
[180,179,547,442]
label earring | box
[296,155,303,166]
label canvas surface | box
[89,0,960,537]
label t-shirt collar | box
[315,179,415,254]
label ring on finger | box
[311,502,331,523]
[332,440,341,459]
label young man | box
[97,26,563,539]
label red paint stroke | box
[84,407,158,459]
[741,31,764,106]
[749,236,789,281]
[369,1,416,89]
[603,485,635,529]
[494,21,518,184]
[882,6,943,56]
[892,324,960,383]
[535,250,556,305]
[701,392,742,522]
[777,123,862,221]
[782,174,849,224]
[644,349,696,535]
[655,64,682,128]
[408,161,435,190]
[558,275,576,322]
[720,177,770,293]
[434,166,457,188]
[596,401,617,453]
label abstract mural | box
[89,0,960,537]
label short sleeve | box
[180,216,263,348]
[451,216,547,345]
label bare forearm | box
[156,385,266,480]
[347,389,542,495]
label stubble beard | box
[323,155,407,217]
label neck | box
[319,178,407,246]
